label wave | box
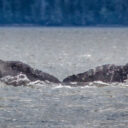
[0,73,54,87]
[1,73,128,89]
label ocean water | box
[0,27,128,127]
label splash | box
[0,73,128,88]
[0,73,50,87]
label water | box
[0,27,128,127]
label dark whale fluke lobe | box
[1,59,128,86]
[0,59,60,86]
[63,64,128,84]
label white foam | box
[52,84,72,89]
[1,74,127,89]
[93,81,110,85]
[0,73,50,87]
[27,80,46,87]
[0,73,30,86]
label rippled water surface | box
[1,84,128,128]
[0,27,128,128]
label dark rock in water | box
[0,59,60,85]
[63,64,128,83]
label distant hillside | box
[0,0,128,26]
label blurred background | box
[0,0,128,26]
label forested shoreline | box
[0,0,128,26]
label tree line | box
[0,0,128,25]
